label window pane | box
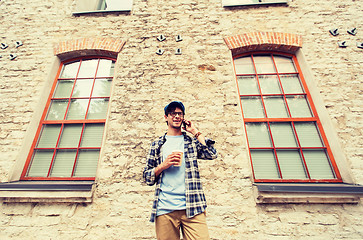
[72,79,93,98]
[73,150,100,177]
[264,96,289,118]
[98,0,107,10]
[253,55,276,74]
[80,124,104,147]
[259,75,282,94]
[98,0,133,11]
[53,80,74,98]
[234,56,255,74]
[246,123,272,147]
[251,150,279,179]
[46,100,68,120]
[303,150,334,179]
[75,0,132,12]
[280,74,304,94]
[27,150,53,177]
[274,56,296,73]
[37,125,61,148]
[58,124,83,148]
[270,123,297,147]
[87,99,109,119]
[92,79,112,97]
[50,150,76,177]
[237,75,259,95]
[66,99,89,120]
[241,96,265,118]
[77,59,98,78]
[96,60,115,77]
[277,150,307,179]
[294,122,323,147]
[60,62,79,78]
[286,96,313,118]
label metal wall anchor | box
[1,43,8,49]
[329,28,339,36]
[175,35,182,42]
[9,53,17,60]
[156,49,165,55]
[347,28,357,36]
[338,41,347,48]
[157,35,166,42]
[15,41,23,48]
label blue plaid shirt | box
[143,132,217,222]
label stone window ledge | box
[222,0,288,7]
[72,10,131,15]
[0,181,94,203]
[254,183,363,204]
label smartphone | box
[183,120,187,130]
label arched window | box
[21,57,115,180]
[234,53,342,182]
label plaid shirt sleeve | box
[143,139,161,186]
[196,138,218,160]
[143,136,165,222]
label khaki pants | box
[155,210,210,240]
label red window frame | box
[21,56,115,181]
[233,52,342,183]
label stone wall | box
[0,0,362,239]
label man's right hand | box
[154,152,181,177]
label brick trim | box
[224,32,302,55]
[54,38,126,60]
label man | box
[143,101,217,240]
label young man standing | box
[143,101,217,240]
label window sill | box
[0,181,94,203]
[254,183,363,204]
[222,0,288,7]
[72,9,131,16]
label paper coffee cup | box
[172,150,183,167]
